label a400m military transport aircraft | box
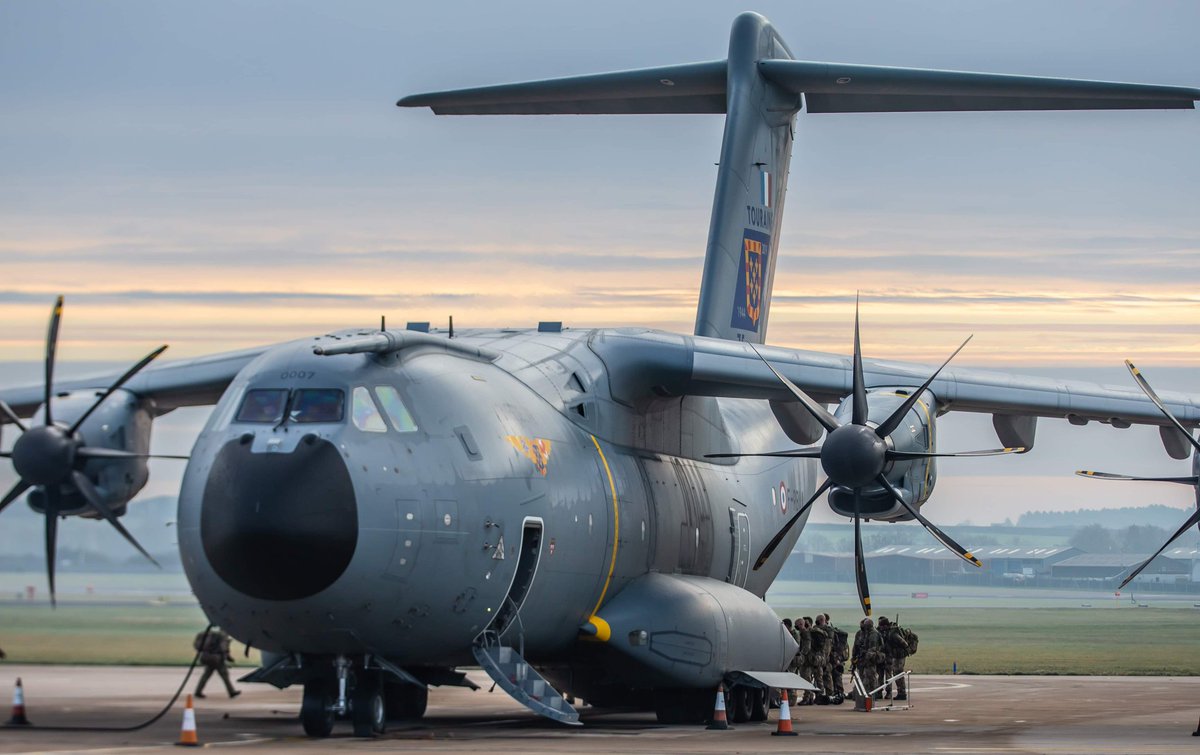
[2,12,1199,738]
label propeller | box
[708,298,1021,616]
[1075,359,1200,590]
[0,297,184,605]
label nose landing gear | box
[298,655,397,738]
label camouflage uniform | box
[194,628,240,699]
[796,617,816,704]
[782,618,800,705]
[811,616,834,703]
[879,618,909,699]
[826,615,848,702]
[851,619,885,700]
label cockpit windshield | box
[235,389,288,423]
[232,385,412,432]
[290,388,344,423]
[234,388,344,425]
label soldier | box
[878,616,910,700]
[851,617,885,700]
[812,614,834,704]
[194,627,241,699]
[782,618,799,705]
[795,617,815,705]
[824,613,848,704]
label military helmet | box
[878,616,890,626]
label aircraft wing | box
[0,344,271,418]
[592,329,1199,450]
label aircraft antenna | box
[449,315,454,339]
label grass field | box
[1,575,1197,674]
[770,580,1200,675]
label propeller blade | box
[876,473,982,567]
[748,344,840,433]
[1125,360,1200,455]
[887,447,1025,461]
[75,448,190,461]
[0,400,28,432]
[753,478,833,570]
[1118,506,1200,590]
[0,479,33,515]
[705,448,824,460]
[852,489,871,617]
[1076,470,1199,485]
[875,336,973,439]
[44,485,61,607]
[69,345,168,435]
[851,294,868,426]
[71,471,160,568]
[44,296,64,427]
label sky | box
[0,0,1197,535]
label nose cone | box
[200,436,357,601]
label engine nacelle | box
[827,386,938,522]
[25,389,154,518]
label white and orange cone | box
[772,693,797,736]
[175,693,199,747]
[6,677,30,726]
[706,683,729,730]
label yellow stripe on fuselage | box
[588,435,620,619]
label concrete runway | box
[0,666,1197,753]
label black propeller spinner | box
[0,296,186,605]
[1076,359,1200,590]
[707,298,1024,616]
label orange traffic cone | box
[6,677,30,725]
[176,694,199,747]
[772,693,798,736]
[706,683,729,730]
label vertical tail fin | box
[694,13,798,343]
[399,13,1197,343]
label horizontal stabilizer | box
[398,61,726,114]
[759,60,1200,113]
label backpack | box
[833,628,849,657]
[900,626,918,656]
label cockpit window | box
[290,388,344,424]
[352,386,387,432]
[375,386,418,433]
[235,389,288,423]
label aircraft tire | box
[300,680,335,738]
[351,675,386,737]
[750,687,769,721]
[384,682,428,720]
[729,685,752,723]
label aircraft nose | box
[200,435,357,601]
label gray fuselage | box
[177,326,816,676]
